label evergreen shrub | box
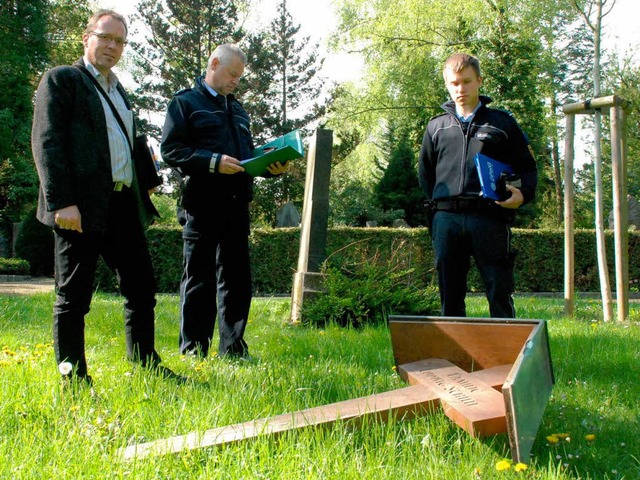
[0,257,30,275]
[13,207,53,276]
[301,242,439,328]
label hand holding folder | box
[241,130,304,177]
[474,153,520,201]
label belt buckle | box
[113,182,125,192]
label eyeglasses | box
[89,31,128,47]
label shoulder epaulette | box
[490,107,516,118]
[428,112,448,122]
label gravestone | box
[276,202,301,227]
[391,218,410,228]
[290,129,333,323]
[121,316,554,464]
[608,194,640,230]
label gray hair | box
[208,44,247,67]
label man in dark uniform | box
[161,44,286,359]
[31,9,176,385]
[418,53,537,318]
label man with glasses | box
[31,9,180,387]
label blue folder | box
[474,152,514,201]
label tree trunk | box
[550,97,563,227]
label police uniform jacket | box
[418,96,537,207]
[161,75,255,212]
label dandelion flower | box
[585,434,596,441]
[58,361,73,375]
[495,460,511,471]
[514,463,527,472]
[546,434,560,444]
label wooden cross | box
[120,317,553,463]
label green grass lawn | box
[0,292,638,479]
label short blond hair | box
[443,53,481,79]
[86,9,127,36]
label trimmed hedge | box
[0,257,30,275]
[93,226,639,294]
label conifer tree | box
[375,127,425,226]
[0,0,48,242]
[244,0,327,226]
[129,0,244,138]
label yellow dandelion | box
[556,433,570,439]
[495,460,511,471]
[546,434,560,444]
[514,463,528,472]
[70,405,81,412]
[585,434,596,441]
[391,365,396,371]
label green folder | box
[241,130,304,177]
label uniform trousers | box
[52,188,159,379]
[431,210,516,318]
[177,198,252,357]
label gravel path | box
[0,276,54,295]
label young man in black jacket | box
[161,44,287,359]
[418,53,537,318]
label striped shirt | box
[83,58,133,186]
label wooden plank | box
[399,359,507,437]
[389,316,535,372]
[121,384,440,460]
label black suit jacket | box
[31,58,160,233]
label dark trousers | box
[53,189,159,378]
[178,201,252,357]
[431,210,515,318]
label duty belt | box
[433,197,490,212]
